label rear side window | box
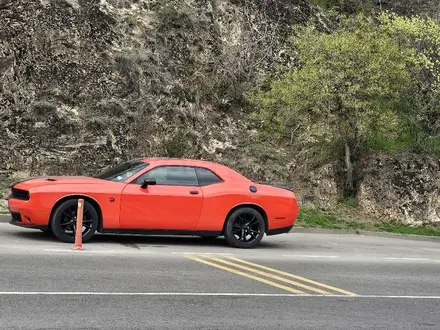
[135,166,199,186]
[196,167,222,186]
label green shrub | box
[156,4,193,30]
[339,197,358,208]
[32,101,57,116]
[164,131,190,158]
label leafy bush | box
[249,14,415,194]
[250,13,440,196]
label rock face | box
[295,163,341,210]
[358,153,440,225]
[0,0,312,190]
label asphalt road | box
[0,220,439,329]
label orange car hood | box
[12,176,106,189]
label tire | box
[224,207,265,248]
[50,199,99,243]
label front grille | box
[11,211,22,222]
[11,188,30,201]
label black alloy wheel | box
[51,199,99,243]
[224,207,265,248]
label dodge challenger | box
[5,158,299,248]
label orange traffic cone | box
[73,198,84,251]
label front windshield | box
[95,160,149,182]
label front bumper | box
[6,195,50,227]
[9,216,48,231]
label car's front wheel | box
[51,199,99,243]
[224,207,265,248]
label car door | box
[119,166,203,230]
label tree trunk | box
[344,140,354,193]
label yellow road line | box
[185,255,306,294]
[225,256,357,296]
[205,256,330,295]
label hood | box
[11,176,106,189]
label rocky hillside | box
[1,0,439,225]
[0,0,312,183]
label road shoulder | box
[290,227,440,242]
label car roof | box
[140,158,251,182]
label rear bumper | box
[266,225,293,236]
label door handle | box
[189,190,199,195]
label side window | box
[135,166,198,186]
[196,167,223,186]
[136,166,168,184]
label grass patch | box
[339,197,358,208]
[295,206,440,237]
[365,135,411,154]
[295,208,344,229]
[375,222,440,237]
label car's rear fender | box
[221,203,268,234]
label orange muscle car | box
[6,158,299,248]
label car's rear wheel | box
[224,207,265,248]
[51,199,99,243]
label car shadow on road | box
[11,231,281,249]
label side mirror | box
[141,178,156,189]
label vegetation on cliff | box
[250,11,440,217]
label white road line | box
[282,255,434,262]
[0,292,439,299]
[282,255,339,258]
[382,257,430,261]
[420,248,440,252]
[1,247,153,255]
[44,249,123,254]
[171,252,233,255]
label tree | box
[378,13,440,155]
[250,14,415,195]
